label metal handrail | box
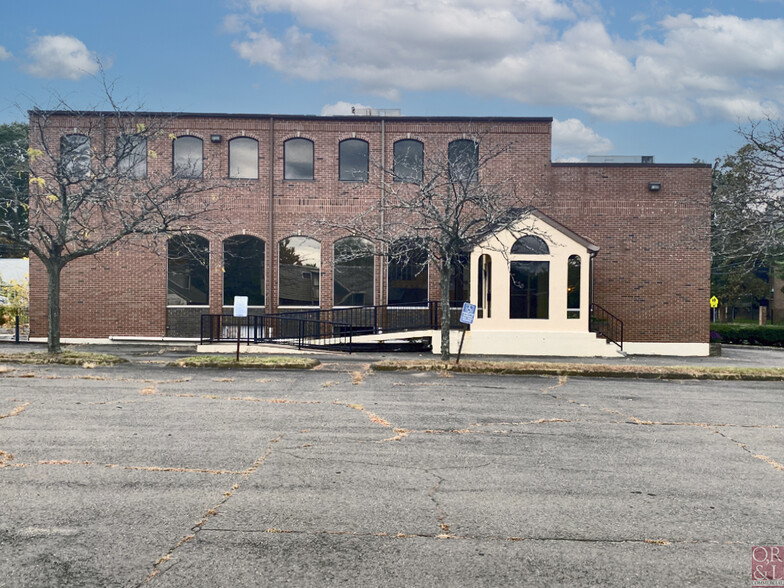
[590,303,624,351]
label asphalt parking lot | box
[1,356,782,587]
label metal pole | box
[15,314,20,344]
[456,325,467,364]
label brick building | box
[28,111,713,356]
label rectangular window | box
[393,139,424,183]
[510,261,549,319]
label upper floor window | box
[339,139,369,182]
[229,137,258,179]
[511,235,550,255]
[284,138,314,180]
[172,136,203,179]
[448,139,478,183]
[393,139,424,183]
[116,135,147,179]
[61,134,90,181]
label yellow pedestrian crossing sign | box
[710,296,719,308]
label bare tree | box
[0,94,224,353]
[318,129,538,361]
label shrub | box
[711,323,784,347]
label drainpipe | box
[380,118,386,306]
[268,117,275,314]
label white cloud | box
[227,1,784,125]
[0,46,12,61]
[552,118,613,161]
[320,101,372,116]
[24,35,99,80]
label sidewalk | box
[1,339,783,370]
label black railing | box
[276,301,458,334]
[201,301,464,349]
[590,303,624,351]
[200,314,354,351]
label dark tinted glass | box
[167,235,209,305]
[511,235,550,255]
[173,136,203,178]
[116,135,147,179]
[334,237,374,306]
[61,134,90,180]
[284,138,314,180]
[448,139,478,182]
[393,139,423,183]
[224,235,265,306]
[339,139,368,181]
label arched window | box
[284,138,314,180]
[393,139,424,183]
[334,237,374,306]
[229,137,258,179]
[278,236,320,306]
[567,255,581,319]
[223,236,265,306]
[172,136,203,178]
[449,252,470,305]
[448,139,478,183]
[116,135,147,179]
[387,242,428,305]
[167,235,209,305]
[511,235,550,255]
[478,254,492,319]
[339,139,369,181]
[61,134,90,180]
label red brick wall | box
[28,113,711,344]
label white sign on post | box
[233,296,248,318]
[459,302,476,325]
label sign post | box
[456,302,476,365]
[233,296,248,362]
[710,296,719,323]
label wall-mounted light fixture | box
[210,134,222,143]
[648,182,662,191]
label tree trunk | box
[439,260,452,362]
[45,260,63,354]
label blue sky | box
[1,0,783,163]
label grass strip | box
[0,350,126,366]
[371,359,784,381]
[171,355,320,369]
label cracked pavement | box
[0,358,782,587]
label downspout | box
[268,117,275,314]
[380,118,386,306]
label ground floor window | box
[567,255,581,319]
[334,237,374,306]
[167,235,209,306]
[388,245,428,304]
[510,261,549,319]
[449,253,470,305]
[223,235,265,306]
[279,236,320,306]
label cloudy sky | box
[1,0,783,162]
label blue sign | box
[459,302,477,325]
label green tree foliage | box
[712,138,783,318]
[0,122,29,257]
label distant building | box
[28,111,712,355]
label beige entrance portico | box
[437,210,622,357]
